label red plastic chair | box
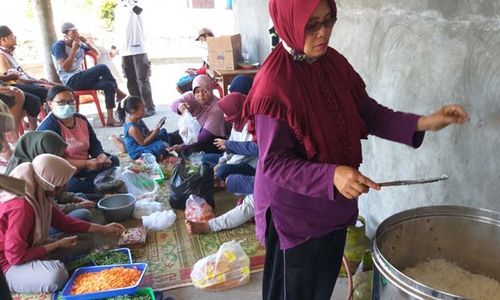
[73,51,105,127]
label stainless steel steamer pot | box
[372,206,500,299]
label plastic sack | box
[178,111,201,145]
[121,169,159,199]
[185,195,214,222]
[93,167,125,194]
[140,153,157,170]
[169,159,214,209]
[142,210,177,231]
[188,152,204,165]
[133,199,164,219]
[190,240,250,291]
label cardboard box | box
[207,34,242,71]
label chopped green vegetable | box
[65,250,130,273]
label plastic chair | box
[73,51,106,127]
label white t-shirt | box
[117,0,147,56]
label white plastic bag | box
[142,210,177,231]
[133,199,164,219]
[185,195,214,222]
[190,240,250,291]
[178,111,201,145]
[121,169,159,199]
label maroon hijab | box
[243,0,368,167]
[218,92,246,132]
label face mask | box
[53,104,76,119]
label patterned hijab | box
[243,0,368,166]
[0,154,76,246]
[5,131,67,175]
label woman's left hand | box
[213,138,226,150]
[100,223,126,235]
[168,144,182,153]
[417,104,469,131]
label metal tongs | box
[378,174,448,187]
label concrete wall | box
[234,0,500,236]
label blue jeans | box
[216,163,255,181]
[226,174,254,195]
[202,153,222,168]
[66,155,120,193]
[66,64,119,109]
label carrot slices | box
[70,267,141,295]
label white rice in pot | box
[403,259,500,300]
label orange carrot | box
[70,267,141,295]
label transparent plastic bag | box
[185,195,214,222]
[93,167,125,193]
[133,199,164,219]
[190,240,250,291]
[178,111,201,145]
[188,152,204,165]
[121,169,159,199]
[141,153,157,171]
[142,210,177,231]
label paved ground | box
[84,62,351,300]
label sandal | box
[106,121,124,127]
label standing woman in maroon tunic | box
[243,0,469,299]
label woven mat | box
[131,181,265,291]
[11,156,265,298]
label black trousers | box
[122,53,154,109]
[263,210,347,300]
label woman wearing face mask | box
[243,0,469,299]
[37,85,119,193]
[168,75,226,155]
[0,154,125,293]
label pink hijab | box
[0,154,76,246]
[179,75,226,137]
[243,0,368,167]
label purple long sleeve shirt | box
[254,99,424,250]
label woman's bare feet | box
[185,219,211,234]
[111,135,127,153]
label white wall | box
[234,0,500,236]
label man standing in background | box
[117,0,155,117]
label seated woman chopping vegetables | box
[0,154,125,293]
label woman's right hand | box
[86,158,110,171]
[178,102,190,114]
[56,235,78,249]
[333,166,380,199]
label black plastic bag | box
[169,159,214,209]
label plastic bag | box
[121,169,159,199]
[188,152,204,165]
[141,153,157,170]
[142,210,177,231]
[133,199,164,219]
[118,226,147,246]
[93,167,125,193]
[185,195,215,222]
[190,240,250,291]
[169,159,214,209]
[178,111,201,145]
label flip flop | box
[106,121,123,127]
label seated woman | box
[203,92,257,187]
[0,154,125,293]
[118,96,171,160]
[5,131,95,223]
[169,75,226,155]
[187,174,255,234]
[37,85,119,193]
[176,28,214,94]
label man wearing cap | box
[175,28,214,94]
[116,0,155,117]
[0,25,54,129]
[51,22,126,126]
